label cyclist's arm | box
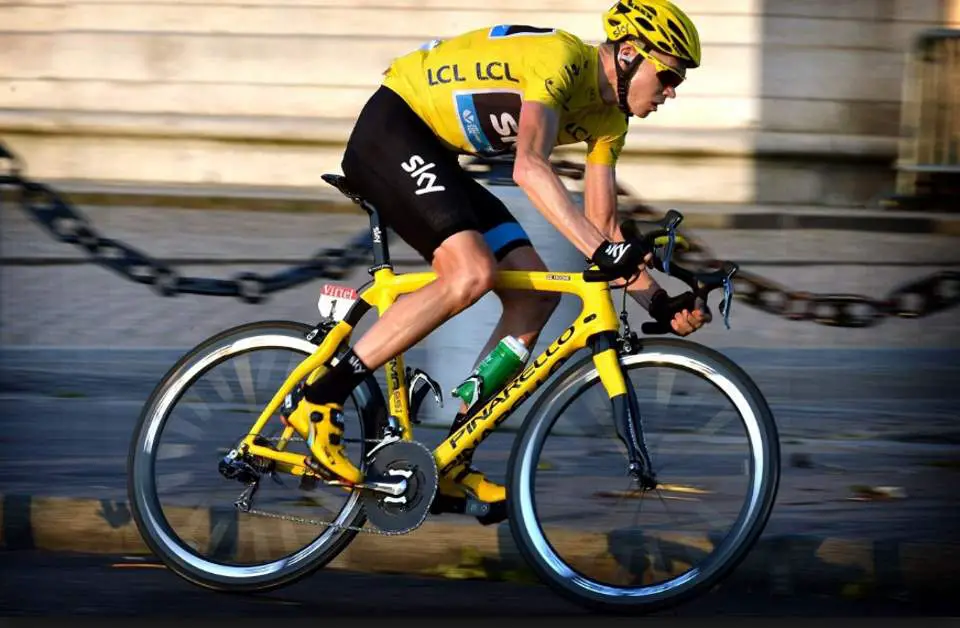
[584,161,664,310]
[512,101,607,259]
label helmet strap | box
[613,41,643,118]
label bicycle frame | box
[237,264,631,482]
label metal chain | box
[1,155,375,305]
[241,507,408,536]
[3,141,957,326]
[466,155,960,329]
[236,435,421,536]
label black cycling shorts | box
[340,85,532,264]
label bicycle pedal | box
[463,496,507,526]
[298,474,319,491]
[464,496,491,518]
[429,493,507,526]
[429,493,467,516]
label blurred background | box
[1,0,958,207]
[1,0,959,617]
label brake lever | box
[622,210,684,272]
[663,226,677,274]
[718,264,737,330]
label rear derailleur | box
[217,436,279,512]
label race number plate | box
[317,283,359,321]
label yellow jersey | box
[382,25,628,167]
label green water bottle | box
[452,335,530,412]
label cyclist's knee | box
[433,231,496,308]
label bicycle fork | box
[591,332,657,490]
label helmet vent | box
[672,40,691,61]
[667,19,689,44]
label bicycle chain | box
[236,436,420,536]
[466,155,960,329]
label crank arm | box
[327,477,408,497]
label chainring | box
[361,440,438,534]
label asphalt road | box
[1,551,955,616]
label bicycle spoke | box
[699,406,736,437]
[157,470,193,492]
[183,399,213,426]
[157,443,195,461]
[655,366,677,405]
[254,349,278,394]
[232,353,258,408]
[168,413,205,441]
[655,487,700,569]
[693,494,733,531]
[206,369,235,403]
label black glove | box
[642,289,698,335]
[590,240,645,281]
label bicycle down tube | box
[238,265,637,482]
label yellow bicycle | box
[127,174,780,614]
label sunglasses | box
[625,41,685,89]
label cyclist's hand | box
[643,289,708,336]
[590,240,646,280]
[609,252,655,288]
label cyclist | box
[283,0,707,523]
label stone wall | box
[1,0,955,205]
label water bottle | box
[452,335,530,412]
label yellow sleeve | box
[586,133,626,167]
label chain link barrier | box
[2,142,958,326]
[465,155,960,329]
[0,144,373,305]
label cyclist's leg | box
[446,194,561,414]
[437,245,560,512]
[466,249,560,384]
[436,170,560,514]
[350,231,495,368]
[283,85,499,482]
[338,85,500,372]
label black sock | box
[303,348,371,406]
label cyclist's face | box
[623,45,685,118]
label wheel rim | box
[515,349,773,601]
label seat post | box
[320,173,393,272]
[360,198,391,271]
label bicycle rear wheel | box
[127,320,387,592]
[507,338,779,614]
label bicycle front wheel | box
[127,320,387,593]
[507,338,779,614]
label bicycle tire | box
[127,320,387,593]
[506,337,780,614]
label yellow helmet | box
[603,0,702,68]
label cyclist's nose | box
[664,86,677,99]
